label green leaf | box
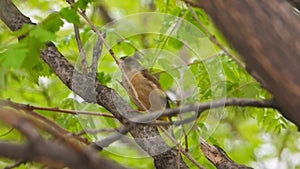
[60,98,79,109]
[157,58,173,70]
[0,44,28,68]
[60,8,80,25]
[168,37,184,49]
[11,24,35,38]
[30,27,56,42]
[41,12,64,33]
[159,72,174,90]
[105,118,117,128]
[97,72,112,85]
[75,0,95,10]
[223,62,239,83]
[21,36,43,69]
[120,41,135,56]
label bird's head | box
[119,56,144,74]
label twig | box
[88,120,172,152]
[4,160,27,169]
[77,10,119,65]
[178,114,189,152]
[66,0,119,67]
[67,0,89,73]
[173,115,197,126]
[152,52,223,76]
[186,4,245,68]
[0,109,43,145]
[89,124,134,151]
[112,31,145,57]
[25,109,91,146]
[151,11,188,67]
[0,99,115,118]
[74,24,89,73]
[0,127,14,137]
[1,100,90,145]
[74,128,116,136]
[33,105,115,118]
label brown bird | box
[119,56,169,123]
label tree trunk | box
[199,0,300,129]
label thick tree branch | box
[0,108,127,169]
[198,0,300,129]
[0,141,128,169]
[0,1,188,168]
[133,98,276,125]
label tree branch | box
[133,98,276,125]
[0,141,127,169]
[0,99,90,145]
[0,99,115,118]
[0,108,127,169]
[4,160,27,169]
[200,138,253,169]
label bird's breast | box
[122,72,167,112]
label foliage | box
[0,0,299,169]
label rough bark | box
[200,138,253,169]
[199,0,300,129]
[0,107,127,169]
[0,0,188,168]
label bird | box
[119,56,170,123]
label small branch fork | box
[67,0,104,76]
[66,0,119,66]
